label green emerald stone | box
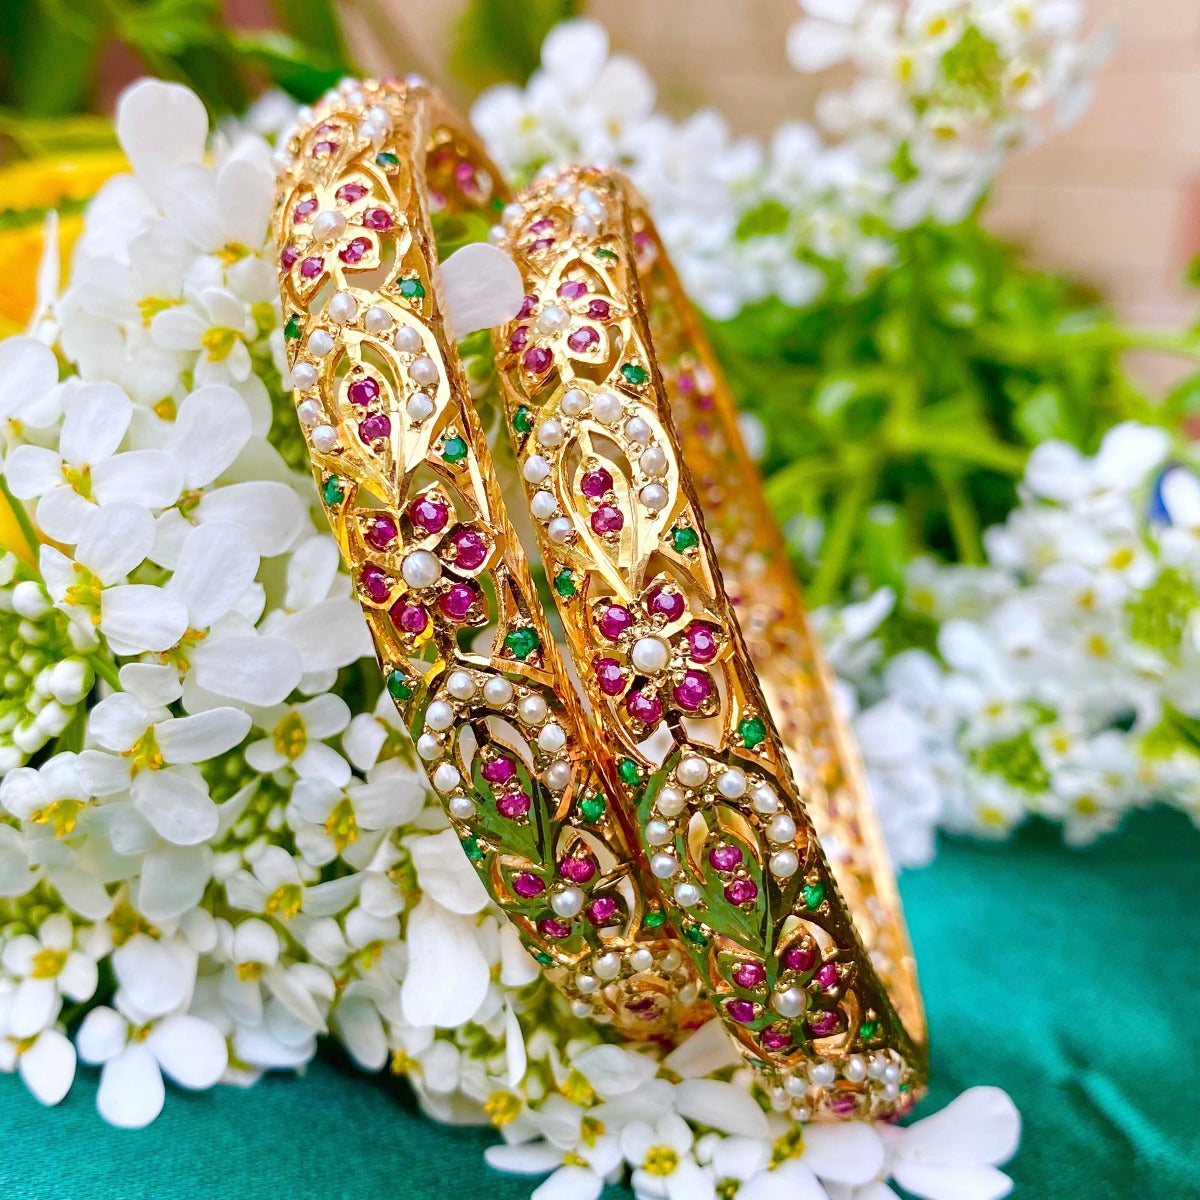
[621,363,648,386]
[533,951,554,966]
[644,910,666,929]
[442,436,468,463]
[553,569,577,598]
[858,1019,880,1040]
[595,247,617,261]
[684,925,709,947]
[284,314,302,340]
[670,525,699,552]
[385,669,413,701]
[398,277,425,300]
[461,836,483,861]
[618,758,639,786]
[513,405,534,434]
[375,151,399,168]
[505,628,540,660]
[579,794,606,823]
[803,882,826,910]
[739,716,767,748]
[321,475,344,505]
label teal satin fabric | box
[0,808,1194,1199]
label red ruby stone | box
[626,690,663,724]
[726,999,756,1025]
[538,917,571,939]
[586,299,611,320]
[497,791,533,819]
[312,140,338,157]
[531,237,555,252]
[347,377,380,406]
[336,182,368,204]
[782,943,817,973]
[364,515,397,550]
[814,962,839,989]
[363,208,393,231]
[732,961,766,989]
[390,601,428,634]
[411,496,449,533]
[685,623,720,663]
[358,413,391,443]
[595,658,627,696]
[339,237,371,264]
[559,855,597,884]
[508,326,529,353]
[674,669,713,711]
[299,256,324,279]
[724,878,759,906]
[648,587,686,622]
[360,564,390,603]
[760,1025,792,1052]
[558,280,587,300]
[567,327,599,353]
[523,345,553,374]
[517,294,537,319]
[528,219,554,234]
[280,246,299,271]
[585,895,618,924]
[293,197,319,223]
[581,467,613,498]
[591,505,624,535]
[827,1093,858,1115]
[439,583,477,620]
[451,529,487,570]
[597,605,634,640]
[513,872,544,897]
[708,844,743,872]
[807,1010,840,1038]
[482,756,516,785]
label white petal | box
[132,766,219,845]
[189,632,303,706]
[102,584,189,653]
[299,693,351,739]
[0,825,36,897]
[75,748,133,795]
[0,336,59,421]
[148,1012,228,1088]
[96,1043,165,1128]
[333,993,387,1070]
[1162,467,1200,527]
[675,1079,768,1139]
[898,1087,1021,1167]
[59,381,132,464]
[890,1162,1013,1200]
[168,519,259,629]
[441,242,526,338]
[485,1142,564,1175]
[118,662,183,709]
[2,445,62,498]
[88,692,152,753]
[294,741,351,785]
[786,18,854,71]
[136,841,213,921]
[284,535,340,610]
[76,1006,129,1064]
[59,952,99,1002]
[273,598,372,674]
[92,450,182,509]
[157,707,251,764]
[76,502,154,582]
[1094,421,1168,489]
[400,898,489,1028]
[112,933,195,1017]
[572,1043,658,1099]
[34,486,97,544]
[533,1167,601,1200]
[9,977,58,1038]
[498,922,540,988]
[194,481,306,556]
[406,829,490,915]
[803,1123,886,1184]
[116,78,209,180]
[662,1017,742,1079]
[742,1161,826,1200]
[19,1029,76,1106]
[164,385,252,488]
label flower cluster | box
[0,75,1019,1198]
[471,6,1102,316]
[824,423,1200,866]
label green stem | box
[932,464,983,565]
[809,461,875,607]
[0,475,41,561]
[892,427,1028,476]
[88,653,121,690]
[974,322,1200,364]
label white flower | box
[0,336,63,437]
[245,695,352,785]
[0,914,99,1038]
[621,1112,713,1200]
[0,1018,77,1106]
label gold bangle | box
[273,83,706,1036]
[493,166,927,1118]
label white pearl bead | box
[548,517,573,544]
[417,733,440,761]
[401,549,441,588]
[656,786,685,817]
[307,330,334,357]
[575,971,598,994]
[425,700,454,731]
[296,398,321,426]
[364,305,392,333]
[328,291,357,324]
[432,763,459,792]
[882,1083,899,1100]
[572,213,597,238]
[518,695,547,725]
[751,784,780,815]
[640,447,668,476]
[650,852,678,879]
[501,202,524,226]
[883,1064,901,1085]
[594,952,621,980]
[523,454,551,484]
[537,419,563,446]
[544,760,571,790]
[809,1061,836,1087]
[447,671,476,700]
[536,305,569,333]
[639,483,668,511]
[631,636,670,674]
[769,849,800,878]
[410,356,439,386]
[674,882,701,907]
[784,1075,808,1097]
[624,416,651,444]
[661,949,682,973]
[677,756,710,788]
[406,392,434,422]
[845,1056,867,1083]
[538,723,566,753]
[678,980,700,1004]
[645,818,672,846]
[531,491,558,520]
[718,767,747,799]
[311,424,338,452]
[292,362,318,391]
[394,325,422,352]
[578,188,602,217]
[773,986,806,1018]
[629,948,653,972]
[570,999,591,1018]
[448,794,476,819]
[767,814,797,844]
[769,1088,790,1112]
[551,887,583,918]
[868,1056,887,1080]
[591,391,623,424]
[554,178,576,199]
[561,387,587,416]
[483,677,513,707]
[312,210,346,241]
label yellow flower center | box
[31,947,67,978]
[642,1146,679,1177]
[61,461,93,499]
[29,798,83,837]
[265,882,303,919]
[201,326,239,361]
[1109,547,1134,570]
[138,296,177,326]
[274,711,308,760]
[216,242,251,265]
[716,1179,739,1200]
[153,396,177,421]
[1073,794,1099,816]
[484,1091,522,1126]
[324,796,359,853]
[580,1115,605,1147]
[108,901,159,947]
[561,1069,596,1107]
[236,960,263,982]
[390,1049,419,1075]
[771,1126,805,1166]
[1086,633,1110,659]
[128,726,164,774]
[63,562,103,623]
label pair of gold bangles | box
[274,79,926,1121]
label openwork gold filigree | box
[273,83,706,1036]
[493,167,927,1118]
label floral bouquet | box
[0,3,1195,1198]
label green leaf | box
[449,0,581,89]
[229,29,347,103]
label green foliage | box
[708,220,1200,603]
[450,0,581,89]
